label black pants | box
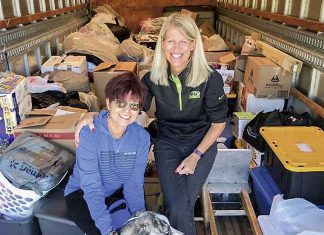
[65,188,124,235]
[154,139,217,235]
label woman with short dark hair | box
[65,72,150,235]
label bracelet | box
[194,149,204,158]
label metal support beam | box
[27,0,35,15]
[308,68,321,99]
[39,0,47,12]
[284,0,292,16]
[34,47,42,68]
[49,0,55,11]
[320,0,324,22]
[45,41,51,58]
[65,0,70,7]
[58,0,63,9]
[12,0,22,17]
[0,0,4,21]
[271,0,279,13]
[22,53,30,76]
[299,0,309,19]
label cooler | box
[260,126,324,205]
[250,166,281,215]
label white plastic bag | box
[258,195,324,235]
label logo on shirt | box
[189,91,200,99]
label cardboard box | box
[234,55,264,82]
[234,55,248,82]
[93,62,138,107]
[0,76,28,108]
[14,110,82,153]
[238,82,285,113]
[0,94,32,145]
[180,9,199,21]
[205,51,235,89]
[232,112,256,139]
[205,51,236,69]
[247,143,264,166]
[256,41,303,74]
[0,106,19,144]
[202,34,228,52]
[200,21,216,37]
[243,57,293,99]
[18,94,32,121]
[41,55,88,76]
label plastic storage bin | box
[0,216,41,235]
[250,166,281,215]
[260,126,324,205]
[34,190,84,235]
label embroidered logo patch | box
[189,91,200,99]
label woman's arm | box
[74,112,99,147]
[175,122,225,175]
[176,71,227,175]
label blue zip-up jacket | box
[64,111,150,235]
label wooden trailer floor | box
[196,216,252,235]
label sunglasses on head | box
[114,99,141,112]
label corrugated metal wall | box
[0,0,89,76]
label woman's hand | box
[75,112,98,147]
[175,153,200,175]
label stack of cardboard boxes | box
[0,72,31,148]
[232,43,301,166]
[12,55,89,153]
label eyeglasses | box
[114,99,141,112]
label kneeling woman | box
[64,72,150,235]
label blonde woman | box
[141,13,227,235]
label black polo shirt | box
[142,67,227,145]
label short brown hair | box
[104,71,147,108]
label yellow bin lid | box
[260,126,324,172]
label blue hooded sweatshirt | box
[65,111,150,235]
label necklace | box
[107,119,125,154]
[112,137,123,154]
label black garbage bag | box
[105,17,131,42]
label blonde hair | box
[150,13,212,87]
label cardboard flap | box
[200,21,216,38]
[41,113,80,129]
[94,62,116,72]
[219,53,236,64]
[18,116,52,128]
[114,62,137,71]
[27,109,56,117]
[180,9,199,20]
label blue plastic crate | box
[251,166,324,215]
[251,166,281,215]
